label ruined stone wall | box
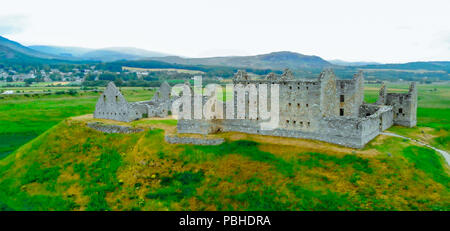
[164,135,224,145]
[375,82,417,128]
[386,87,416,128]
[379,107,394,131]
[177,117,373,148]
[174,70,416,149]
[176,69,385,148]
[179,78,324,133]
[359,104,379,117]
[320,70,339,117]
[376,84,387,105]
[93,82,143,122]
[359,104,393,131]
[87,122,144,134]
[335,72,364,118]
[359,116,381,145]
[94,81,174,122]
[386,93,415,127]
[150,81,172,117]
[279,80,321,131]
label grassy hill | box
[29,45,171,62]
[28,45,93,58]
[0,87,154,158]
[0,83,448,211]
[0,36,86,65]
[0,115,448,211]
[147,51,332,70]
[0,36,61,60]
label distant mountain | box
[328,59,381,66]
[147,51,332,70]
[0,36,63,62]
[101,47,169,58]
[29,45,171,62]
[360,61,450,72]
[80,49,141,62]
[3,35,450,81]
[28,45,92,58]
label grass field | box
[0,115,448,211]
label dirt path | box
[381,132,450,166]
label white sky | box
[1,0,449,63]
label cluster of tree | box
[82,78,222,88]
[84,72,139,81]
[83,80,158,87]
[0,62,94,74]
[332,68,449,82]
[143,71,192,80]
[96,60,275,78]
[363,61,450,73]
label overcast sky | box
[1,0,449,63]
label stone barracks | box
[94,69,417,148]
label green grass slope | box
[0,118,448,211]
[0,88,154,158]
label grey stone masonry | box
[164,135,225,145]
[91,69,418,148]
[176,69,418,148]
[93,82,142,122]
[94,81,176,122]
[87,122,144,134]
[385,82,417,127]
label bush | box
[67,89,78,96]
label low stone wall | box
[165,135,224,145]
[87,122,144,134]
[178,119,367,148]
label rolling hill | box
[361,61,450,72]
[147,51,333,70]
[2,35,449,81]
[0,36,61,60]
[29,45,171,62]
[328,59,381,66]
[0,36,68,63]
[27,45,92,58]
[0,116,448,211]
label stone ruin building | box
[93,69,417,148]
[93,81,173,122]
[176,69,417,148]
